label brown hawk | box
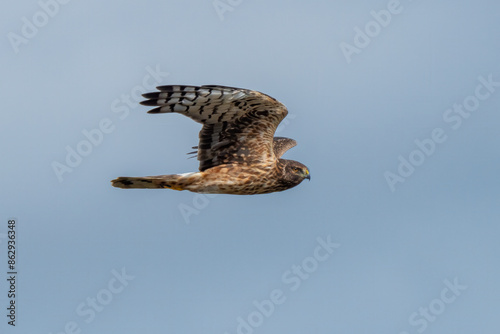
[111,85,310,195]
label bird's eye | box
[292,167,300,173]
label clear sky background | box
[1,0,499,333]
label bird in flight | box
[111,85,310,195]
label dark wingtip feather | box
[147,106,164,114]
[140,99,160,106]
[156,85,177,91]
[142,92,160,99]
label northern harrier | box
[111,85,310,195]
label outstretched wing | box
[272,137,297,158]
[188,136,297,160]
[140,85,288,171]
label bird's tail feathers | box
[111,173,197,190]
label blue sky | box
[1,0,499,333]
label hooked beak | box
[304,169,311,181]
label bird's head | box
[280,160,311,185]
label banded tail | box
[111,173,198,190]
